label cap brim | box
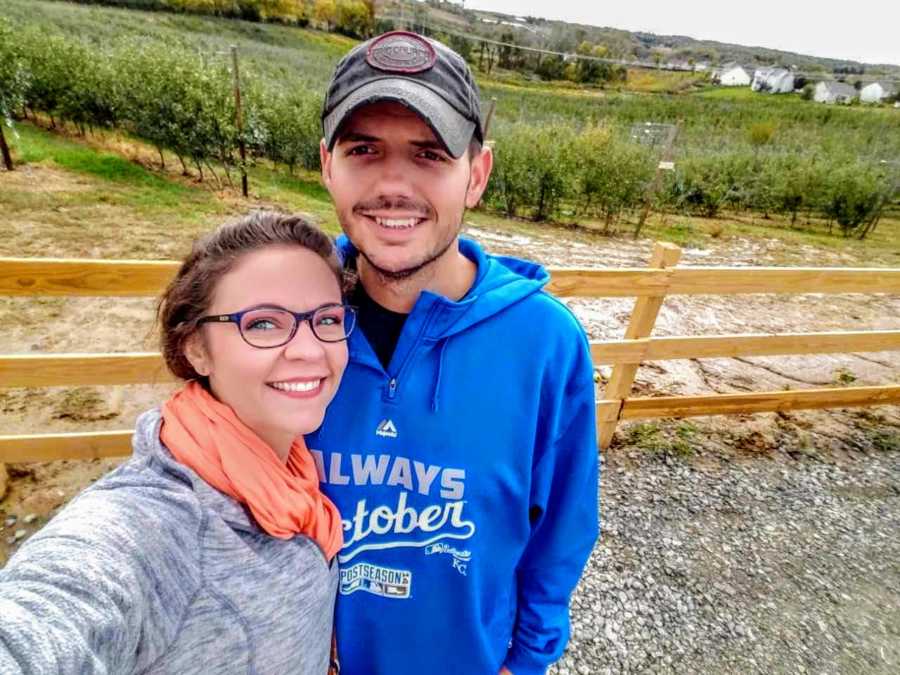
[323,79,476,159]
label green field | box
[2,0,898,244]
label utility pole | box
[231,45,249,198]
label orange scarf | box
[160,381,343,560]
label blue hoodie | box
[306,236,599,675]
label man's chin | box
[363,256,428,281]
[353,230,459,283]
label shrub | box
[821,163,886,237]
[248,87,323,173]
[487,122,577,221]
[748,121,776,147]
[664,153,755,218]
[0,19,31,120]
[574,124,654,230]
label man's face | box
[320,101,492,279]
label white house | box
[713,63,751,86]
[752,67,795,93]
[860,81,898,103]
[813,81,858,104]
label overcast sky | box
[462,0,900,66]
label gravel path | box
[554,449,900,674]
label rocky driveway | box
[554,446,899,674]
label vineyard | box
[1,0,899,240]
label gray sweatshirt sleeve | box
[0,475,204,674]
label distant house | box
[860,81,898,103]
[713,63,751,86]
[814,81,857,104]
[751,67,795,93]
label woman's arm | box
[0,481,203,674]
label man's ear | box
[465,144,494,209]
[320,138,333,191]
[183,332,212,378]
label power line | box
[381,13,900,86]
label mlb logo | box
[376,419,398,438]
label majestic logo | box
[340,562,412,598]
[375,419,398,439]
[366,31,436,73]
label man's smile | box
[357,211,429,233]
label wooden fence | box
[1,243,899,475]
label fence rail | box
[0,258,179,297]
[0,353,171,388]
[547,267,900,297]
[1,246,898,470]
[590,330,900,364]
[5,257,900,298]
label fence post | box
[598,241,682,449]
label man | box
[307,30,599,675]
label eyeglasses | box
[197,303,357,348]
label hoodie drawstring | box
[431,338,449,413]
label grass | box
[694,86,769,101]
[648,220,706,249]
[2,120,343,259]
[625,68,707,93]
[634,210,900,264]
[247,164,340,235]
[870,430,900,452]
[834,368,858,386]
[15,124,194,198]
[2,122,232,259]
[50,387,116,422]
[621,420,698,457]
[6,120,899,267]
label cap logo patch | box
[366,31,436,74]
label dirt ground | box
[2,166,899,565]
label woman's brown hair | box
[157,211,347,382]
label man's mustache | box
[353,196,433,218]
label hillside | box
[398,0,900,79]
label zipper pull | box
[387,377,398,399]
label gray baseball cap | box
[322,31,483,159]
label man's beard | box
[345,195,465,282]
[359,231,458,281]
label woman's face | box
[185,244,348,459]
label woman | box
[0,211,353,674]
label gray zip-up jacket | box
[0,409,338,674]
